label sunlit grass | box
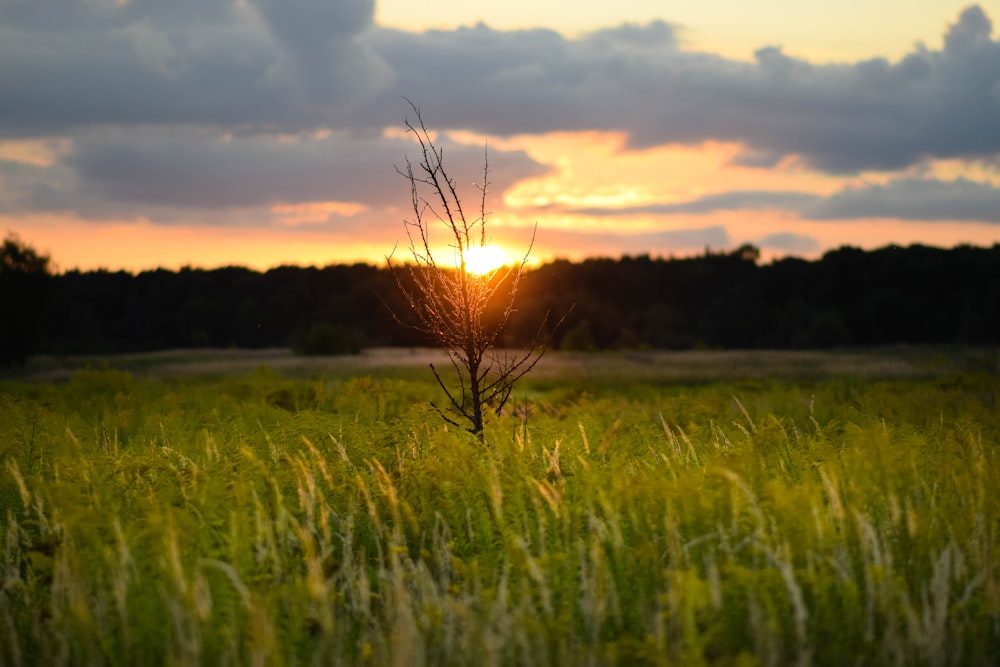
[1,366,998,664]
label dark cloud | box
[945,4,993,53]
[0,159,51,214]
[808,177,1000,222]
[0,0,239,30]
[0,18,287,135]
[248,0,391,105]
[2,2,996,176]
[368,5,1000,172]
[0,0,387,136]
[565,177,1000,223]
[21,128,547,220]
[728,148,787,169]
[2,1,1000,229]
[571,190,821,216]
[251,0,373,43]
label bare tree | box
[388,100,561,437]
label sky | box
[2,0,1000,273]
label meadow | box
[1,349,998,665]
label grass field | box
[1,348,998,665]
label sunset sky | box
[2,0,1000,272]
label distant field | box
[11,345,999,382]
[1,348,998,664]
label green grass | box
[1,363,998,665]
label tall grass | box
[1,366,998,665]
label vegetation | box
[388,101,556,434]
[0,232,52,367]
[2,361,998,665]
[10,243,998,363]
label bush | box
[293,323,362,356]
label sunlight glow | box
[0,138,72,167]
[270,201,367,226]
[463,244,506,275]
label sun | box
[463,244,506,275]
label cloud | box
[0,0,391,137]
[365,5,1000,172]
[570,190,821,216]
[0,160,42,214]
[548,174,1000,256]
[565,176,1000,223]
[541,225,731,257]
[808,177,1000,222]
[945,3,993,54]
[2,1,1000,242]
[0,15,286,135]
[248,0,392,105]
[649,225,731,249]
[1,2,997,176]
[0,0,240,31]
[17,127,548,220]
[756,232,820,253]
[582,20,679,50]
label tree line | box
[2,235,998,366]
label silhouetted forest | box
[3,238,999,366]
